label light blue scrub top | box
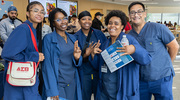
[56,33,76,87]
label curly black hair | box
[48,8,67,31]
[105,10,127,31]
[128,2,145,13]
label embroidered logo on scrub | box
[150,42,152,45]
[16,67,29,72]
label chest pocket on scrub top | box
[145,39,154,52]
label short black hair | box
[48,8,67,31]
[105,10,127,31]
[128,2,145,12]
[3,14,8,17]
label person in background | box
[74,11,107,100]
[1,1,45,100]
[164,21,168,26]
[0,14,8,21]
[42,18,52,39]
[68,15,81,34]
[174,22,178,30]
[0,6,22,44]
[128,2,179,100]
[42,8,82,100]
[90,10,151,100]
[124,16,132,34]
[168,21,173,27]
[92,12,105,32]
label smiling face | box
[26,4,44,24]
[79,16,92,30]
[53,12,68,32]
[129,4,146,26]
[107,16,124,38]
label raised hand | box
[73,40,82,61]
[91,40,102,59]
[116,45,135,56]
[83,41,96,58]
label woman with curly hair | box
[91,10,152,100]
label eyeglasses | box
[30,8,46,15]
[54,17,68,23]
[129,10,144,16]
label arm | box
[1,26,39,62]
[42,36,59,97]
[166,39,179,62]
[0,22,8,42]
[117,36,152,65]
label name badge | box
[101,64,107,73]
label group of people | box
[0,1,179,100]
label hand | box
[38,53,44,62]
[116,45,135,56]
[91,40,102,59]
[83,41,96,58]
[50,95,59,100]
[91,40,101,55]
[73,40,82,61]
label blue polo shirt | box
[129,22,175,81]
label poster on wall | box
[29,0,56,17]
[0,1,13,19]
[57,0,77,17]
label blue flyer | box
[101,40,134,73]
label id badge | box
[101,64,107,73]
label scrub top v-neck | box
[56,33,76,87]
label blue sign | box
[0,1,13,19]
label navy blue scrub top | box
[56,33,76,87]
[82,32,98,75]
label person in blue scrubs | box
[1,1,45,100]
[42,8,82,100]
[128,2,179,100]
[74,11,107,100]
[91,10,152,100]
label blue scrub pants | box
[3,77,41,100]
[140,75,173,100]
[58,78,76,100]
[82,73,98,100]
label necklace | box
[61,36,66,39]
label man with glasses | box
[128,2,179,100]
[0,6,22,44]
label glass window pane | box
[162,13,178,26]
[146,13,161,23]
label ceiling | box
[91,0,180,7]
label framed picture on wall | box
[57,0,78,17]
[29,0,56,17]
